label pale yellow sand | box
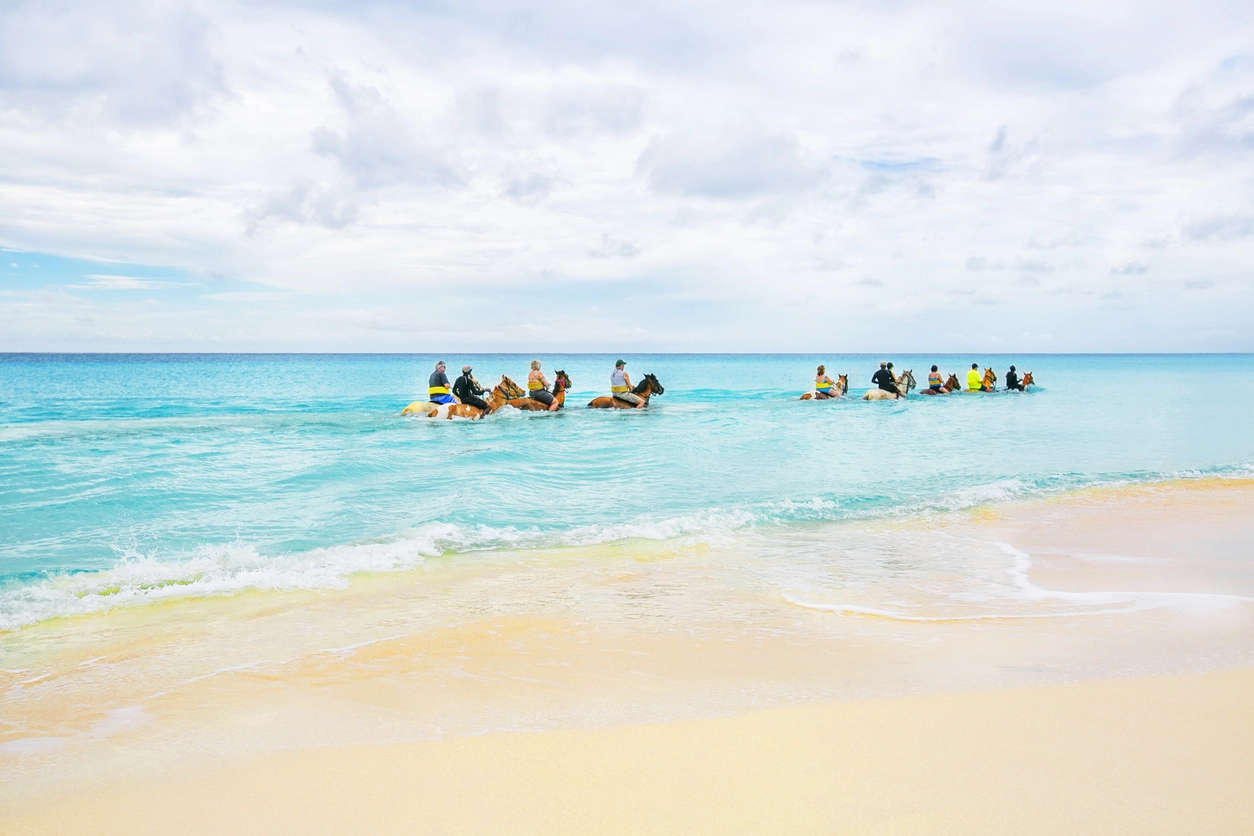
[5,667,1252,835]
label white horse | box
[863,369,916,401]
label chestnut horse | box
[401,376,526,419]
[1022,372,1034,387]
[921,373,961,395]
[863,369,916,400]
[501,371,572,412]
[587,373,665,408]
[800,374,849,400]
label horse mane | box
[633,378,650,394]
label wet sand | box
[2,479,1253,832]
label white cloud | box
[0,0,1252,351]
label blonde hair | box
[530,359,541,370]
[817,365,825,374]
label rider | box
[611,359,645,407]
[527,360,556,408]
[927,365,944,393]
[966,363,987,392]
[428,360,455,404]
[1005,365,1024,392]
[815,365,838,398]
[871,362,897,394]
[453,365,489,411]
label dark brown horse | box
[503,371,572,412]
[800,374,849,400]
[587,373,664,409]
[920,372,960,395]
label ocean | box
[2,352,1252,633]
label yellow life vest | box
[967,369,983,390]
[528,379,543,391]
[428,385,450,396]
[815,378,832,391]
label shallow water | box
[1,353,1252,630]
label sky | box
[1,0,1252,352]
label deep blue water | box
[2,353,1251,629]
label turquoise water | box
[2,353,1252,630]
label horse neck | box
[634,380,652,400]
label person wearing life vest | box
[611,359,644,407]
[428,360,455,404]
[453,365,489,411]
[814,364,838,398]
[1005,365,1024,392]
[871,361,897,394]
[967,363,988,392]
[927,365,944,393]
[527,360,556,408]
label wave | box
[2,465,1252,633]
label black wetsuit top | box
[871,369,897,392]
[1005,370,1022,390]
[452,374,484,401]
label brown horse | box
[501,371,572,412]
[800,374,849,400]
[587,373,665,408]
[401,376,526,419]
[1022,372,1034,387]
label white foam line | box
[781,594,1164,622]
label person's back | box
[872,364,896,393]
[428,362,454,404]
[453,366,488,411]
[966,365,983,391]
[928,366,943,392]
[1005,366,1022,391]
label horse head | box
[837,374,848,395]
[498,375,528,400]
[898,369,916,393]
[643,373,664,395]
[1022,372,1034,387]
[945,373,960,391]
[983,368,997,388]
[552,371,572,393]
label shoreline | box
[2,477,1252,831]
[5,668,1252,834]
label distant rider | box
[814,365,838,398]
[927,365,944,393]
[611,359,645,407]
[1005,365,1024,392]
[967,363,988,392]
[428,360,455,404]
[527,360,556,408]
[453,365,490,411]
[871,362,897,394]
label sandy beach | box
[3,479,1253,832]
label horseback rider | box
[428,360,455,404]
[453,365,489,411]
[927,365,944,393]
[815,365,838,398]
[527,360,556,408]
[966,363,988,392]
[871,362,897,394]
[1005,365,1024,392]
[611,359,645,408]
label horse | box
[921,372,960,395]
[501,371,572,412]
[800,374,849,400]
[1022,372,1034,388]
[587,373,665,408]
[863,369,915,401]
[401,376,525,419]
[983,367,998,391]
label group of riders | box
[811,361,1031,399]
[425,358,648,413]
